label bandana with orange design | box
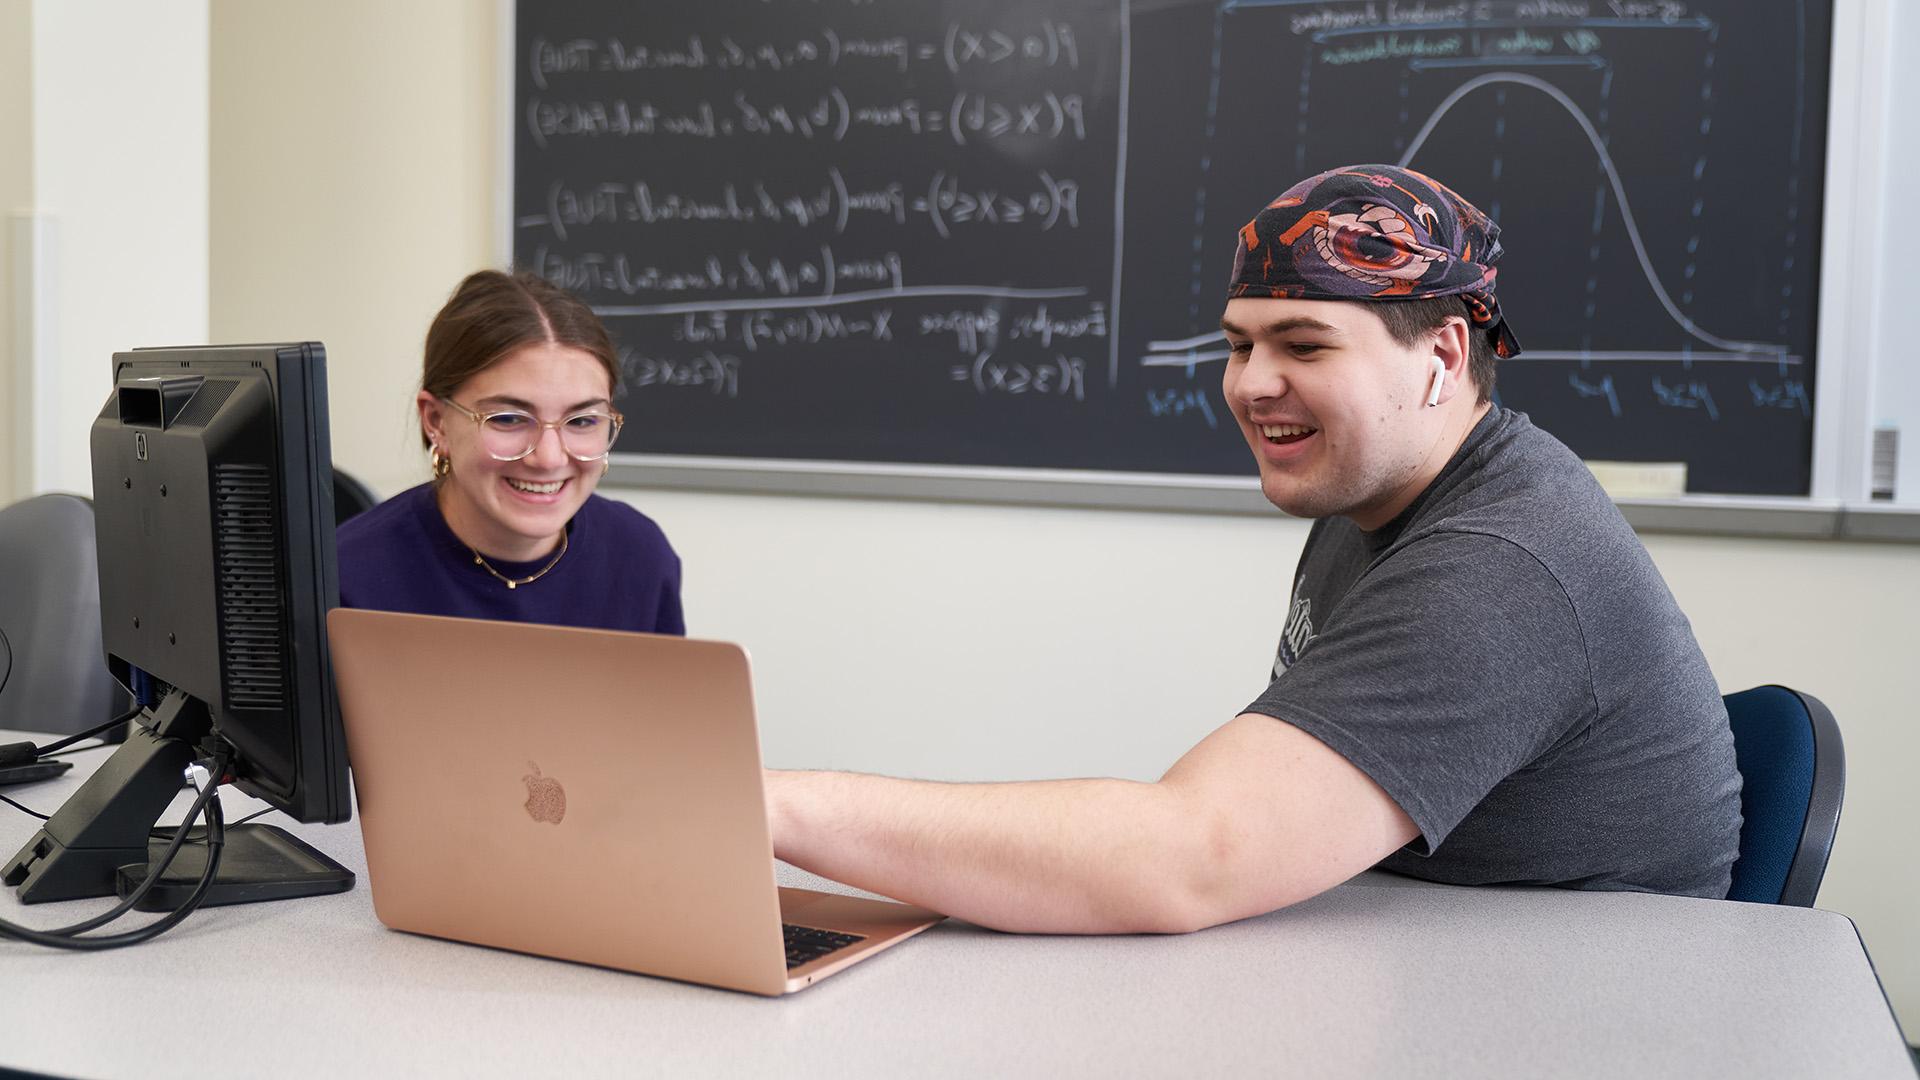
[1228,164,1522,359]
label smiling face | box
[1220,297,1477,529]
[418,341,614,562]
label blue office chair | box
[0,494,127,736]
[1723,685,1844,906]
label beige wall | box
[26,0,208,497]
[1644,532,1920,1017]
[210,0,497,497]
[208,2,1920,1031]
[0,0,31,506]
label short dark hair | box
[419,270,618,449]
[1370,296,1496,403]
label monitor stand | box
[2,689,353,907]
[114,823,354,909]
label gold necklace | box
[469,531,569,590]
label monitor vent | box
[213,463,287,709]
[172,379,238,428]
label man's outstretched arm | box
[764,713,1419,935]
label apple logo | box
[522,762,566,824]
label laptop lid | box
[327,609,791,995]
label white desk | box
[0,731,1911,1079]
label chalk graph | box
[1123,0,1826,491]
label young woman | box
[337,270,683,634]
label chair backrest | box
[1723,685,1845,906]
[0,494,124,735]
[333,467,380,527]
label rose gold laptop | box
[325,609,944,996]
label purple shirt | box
[336,483,684,635]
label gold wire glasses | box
[438,397,624,462]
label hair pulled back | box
[420,270,618,448]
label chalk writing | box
[1652,376,1719,420]
[1749,379,1811,416]
[527,22,1081,88]
[919,308,1002,356]
[620,350,741,398]
[530,244,903,301]
[527,90,1087,148]
[1146,388,1219,429]
[523,169,1078,242]
[1568,372,1622,418]
[950,353,1087,399]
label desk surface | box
[0,732,1911,1080]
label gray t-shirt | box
[1247,408,1742,898]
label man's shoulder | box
[1414,412,1635,559]
[1458,410,1612,510]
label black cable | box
[226,807,276,829]
[34,706,144,757]
[33,783,227,944]
[36,795,227,950]
[0,793,49,820]
[0,786,277,833]
[0,761,220,941]
[1,707,144,766]
[0,753,229,949]
[145,804,274,840]
[55,741,120,756]
[0,761,224,946]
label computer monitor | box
[2,343,353,906]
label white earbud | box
[1425,356,1446,408]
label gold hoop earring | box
[600,459,610,478]
[430,447,452,479]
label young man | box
[765,165,1742,934]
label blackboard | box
[514,0,1831,497]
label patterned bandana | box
[1228,164,1521,358]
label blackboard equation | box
[528,243,906,302]
[656,300,1109,357]
[529,22,1083,85]
[527,89,1090,148]
[521,169,1082,241]
[614,296,1111,403]
[949,354,1089,400]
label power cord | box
[1,794,277,835]
[0,751,230,950]
[220,807,277,830]
[0,706,144,767]
[0,793,50,821]
[145,805,275,843]
[54,741,122,757]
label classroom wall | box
[208,0,495,479]
[0,0,30,507]
[9,0,210,499]
[204,1,1920,1030]
[1875,0,1918,498]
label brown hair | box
[420,270,618,448]
[1370,296,1497,404]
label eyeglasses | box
[438,397,624,462]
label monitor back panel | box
[327,609,789,995]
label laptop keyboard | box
[784,923,865,969]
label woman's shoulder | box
[337,482,435,551]
[579,492,675,551]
